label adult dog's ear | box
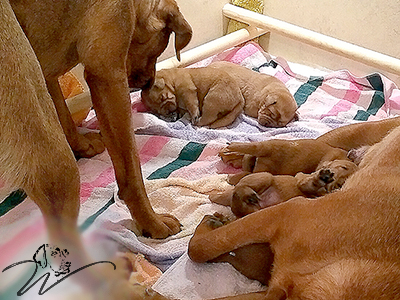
[168,11,192,61]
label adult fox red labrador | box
[10,0,192,239]
[189,123,400,299]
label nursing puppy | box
[0,2,166,298]
[141,66,245,128]
[211,160,358,218]
[189,124,400,300]
[141,61,297,128]
[220,117,400,176]
[10,0,192,239]
[221,138,349,176]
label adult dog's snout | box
[128,73,155,90]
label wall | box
[158,0,230,61]
[260,0,400,83]
[160,0,400,84]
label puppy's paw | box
[188,108,200,124]
[348,145,370,165]
[219,147,244,167]
[207,213,230,228]
[193,213,230,235]
[318,169,334,184]
[192,115,201,125]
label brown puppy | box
[141,66,245,128]
[189,125,400,299]
[10,0,192,238]
[210,61,298,127]
[220,117,400,177]
[220,139,349,175]
[211,160,358,218]
[141,61,297,128]
[0,2,167,298]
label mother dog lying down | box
[141,61,297,128]
[189,125,400,299]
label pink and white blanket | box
[1,42,400,299]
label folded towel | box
[98,174,234,270]
[153,253,266,300]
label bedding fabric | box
[1,42,400,299]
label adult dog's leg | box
[317,116,400,150]
[85,68,180,239]
[46,76,105,158]
[1,0,96,290]
[0,3,171,297]
[188,204,287,263]
[79,10,181,239]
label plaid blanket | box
[1,42,400,299]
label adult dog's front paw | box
[142,213,182,239]
[193,213,230,235]
[73,132,105,158]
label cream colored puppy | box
[209,61,297,127]
[141,66,245,128]
[211,159,358,218]
[141,61,297,128]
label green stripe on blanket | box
[354,74,385,121]
[79,196,115,232]
[0,189,27,217]
[294,76,324,107]
[147,142,206,180]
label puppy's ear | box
[154,77,165,90]
[168,11,192,61]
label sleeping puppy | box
[210,159,358,218]
[209,61,298,127]
[189,124,400,300]
[141,61,297,128]
[141,66,245,128]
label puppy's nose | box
[319,169,334,183]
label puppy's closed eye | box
[246,193,260,205]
